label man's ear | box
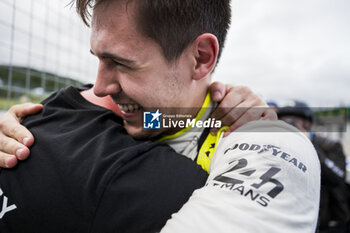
[192,33,219,80]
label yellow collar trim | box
[197,126,229,173]
[157,92,211,142]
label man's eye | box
[113,60,129,69]
[113,60,123,66]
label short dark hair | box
[75,0,231,63]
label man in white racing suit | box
[144,91,319,232]
[161,119,320,232]
[0,0,320,232]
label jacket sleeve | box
[160,121,320,233]
[314,136,346,186]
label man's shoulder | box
[215,120,320,172]
[220,120,316,157]
[161,120,321,233]
[1,118,207,232]
[233,119,303,134]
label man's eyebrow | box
[89,49,135,65]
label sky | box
[214,0,350,107]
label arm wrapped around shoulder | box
[161,120,320,233]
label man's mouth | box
[118,104,141,113]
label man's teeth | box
[118,104,141,113]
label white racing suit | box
[161,120,320,233]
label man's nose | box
[93,61,122,97]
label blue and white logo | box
[143,109,162,129]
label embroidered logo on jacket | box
[224,143,307,173]
[211,158,283,207]
[208,142,308,208]
[0,188,17,219]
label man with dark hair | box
[77,0,231,62]
[84,0,233,140]
[0,0,320,232]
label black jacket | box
[0,86,208,233]
[313,134,349,229]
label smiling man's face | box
[90,0,205,139]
